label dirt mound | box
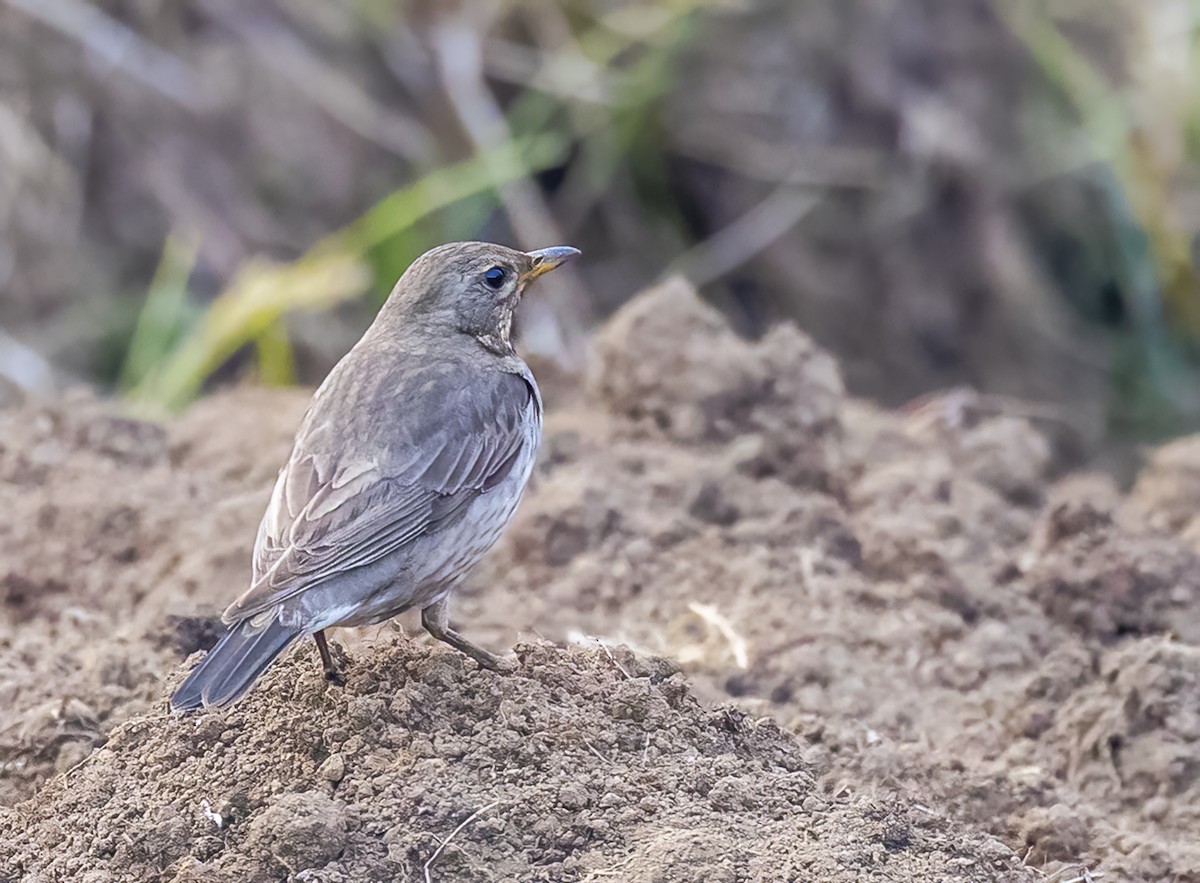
[1128,436,1200,554]
[0,639,1032,881]
[0,387,309,805]
[589,276,844,491]
[1046,638,1200,813]
[1023,490,1200,643]
[4,277,1200,880]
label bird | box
[170,241,579,711]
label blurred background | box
[2,0,1200,464]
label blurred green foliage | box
[1004,0,1200,435]
[10,0,1199,446]
[122,137,570,412]
[118,1,711,413]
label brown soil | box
[3,279,1200,881]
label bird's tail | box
[170,615,301,711]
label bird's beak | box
[522,246,581,283]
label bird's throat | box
[474,309,515,356]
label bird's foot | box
[489,654,519,674]
[421,599,516,674]
[465,646,517,674]
[324,667,347,687]
[313,630,347,687]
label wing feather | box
[227,368,537,623]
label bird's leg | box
[313,630,346,686]
[421,598,508,671]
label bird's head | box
[383,241,580,353]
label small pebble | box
[317,753,346,782]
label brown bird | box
[171,241,579,710]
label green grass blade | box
[117,234,199,392]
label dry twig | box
[430,13,591,366]
[669,186,821,287]
[423,800,500,883]
[687,602,750,669]
[3,0,202,109]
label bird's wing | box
[226,369,538,624]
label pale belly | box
[335,440,537,627]
[414,446,534,594]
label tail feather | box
[170,616,301,711]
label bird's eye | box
[483,267,507,289]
